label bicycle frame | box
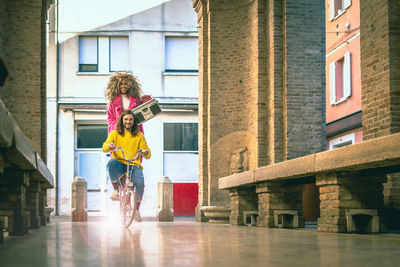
[112,146,143,227]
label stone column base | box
[274,210,304,228]
[316,172,386,233]
[345,209,379,233]
[229,187,257,225]
[201,206,230,223]
[256,182,305,228]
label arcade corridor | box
[0,217,399,267]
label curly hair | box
[115,110,139,136]
[104,72,143,103]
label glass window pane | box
[79,36,98,64]
[165,37,198,71]
[77,124,108,149]
[163,152,198,181]
[78,153,101,189]
[110,36,129,72]
[163,123,198,151]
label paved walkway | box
[0,216,399,267]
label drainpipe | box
[55,0,60,215]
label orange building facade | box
[325,0,362,149]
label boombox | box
[131,98,162,125]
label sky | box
[58,0,172,41]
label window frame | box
[75,123,108,150]
[329,51,352,105]
[78,35,130,74]
[79,36,99,72]
[162,121,199,182]
[109,36,130,73]
[328,133,355,150]
[162,122,198,152]
[164,36,199,73]
[329,0,352,21]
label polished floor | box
[0,216,399,267]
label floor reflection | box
[0,217,399,267]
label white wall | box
[48,0,199,217]
[58,110,76,215]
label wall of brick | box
[360,0,400,229]
[0,0,47,159]
[316,172,386,233]
[194,0,209,219]
[284,0,325,160]
[194,0,325,213]
[388,0,400,135]
[267,0,285,164]
[207,0,263,207]
[360,0,391,139]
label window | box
[163,36,199,97]
[328,133,355,150]
[164,123,198,151]
[79,36,129,73]
[79,36,98,72]
[329,52,351,105]
[165,37,198,72]
[76,124,108,149]
[163,123,198,182]
[109,37,129,72]
[329,0,352,20]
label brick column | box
[256,182,304,227]
[26,180,41,229]
[384,173,400,229]
[193,0,209,222]
[316,172,386,233]
[229,187,257,225]
[360,0,400,229]
[0,170,30,235]
[39,189,47,226]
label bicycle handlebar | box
[112,146,143,162]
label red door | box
[173,183,198,216]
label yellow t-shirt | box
[102,130,151,169]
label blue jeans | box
[107,158,144,201]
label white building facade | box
[47,0,199,217]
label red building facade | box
[326,0,362,149]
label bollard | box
[71,176,87,221]
[157,176,174,221]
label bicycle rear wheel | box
[121,189,136,228]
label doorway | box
[75,124,111,215]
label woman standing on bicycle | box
[102,110,151,222]
[104,72,152,134]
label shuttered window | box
[79,36,98,72]
[329,52,351,105]
[165,37,198,72]
[79,35,129,73]
[329,0,352,21]
[109,37,129,72]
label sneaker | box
[126,180,133,188]
[134,210,142,222]
[110,190,119,201]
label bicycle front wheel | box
[121,189,136,228]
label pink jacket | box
[107,95,151,134]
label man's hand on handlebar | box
[142,149,149,156]
[108,143,116,151]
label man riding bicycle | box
[102,110,151,222]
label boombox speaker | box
[131,98,162,125]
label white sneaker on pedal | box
[126,180,133,188]
[110,190,119,201]
[134,210,142,222]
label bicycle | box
[111,146,143,228]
